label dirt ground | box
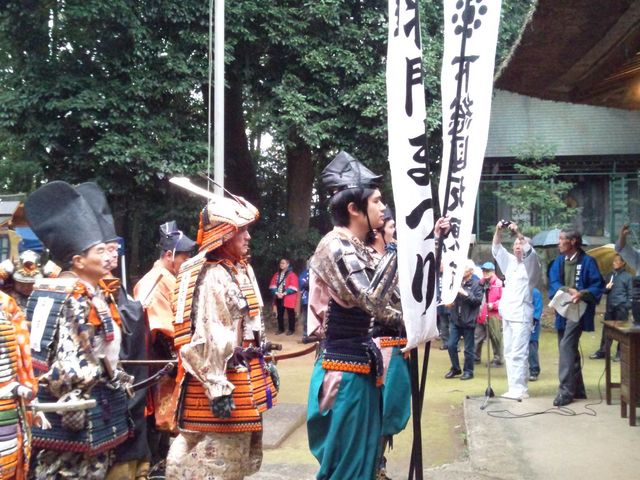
[260,303,615,474]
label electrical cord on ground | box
[484,343,607,419]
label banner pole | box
[408,347,424,480]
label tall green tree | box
[495,142,578,236]
[0,0,535,279]
[0,0,209,272]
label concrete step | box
[262,402,307,449]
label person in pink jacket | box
[269,258,299,335]
[475,262,504,366]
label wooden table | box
[604,320,640,426]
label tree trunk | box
[286,138,314,238]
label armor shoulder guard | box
[0,309,19,385]
[329,237,365,274]
[173,251,208,349]
[27,277,77,374]
[326,236,372,300]
[33,276,78,293]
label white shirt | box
[492,242,541,323]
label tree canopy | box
[0,0,535,285]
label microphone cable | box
[485,342,605,419]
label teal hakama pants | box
[307,358,382,480]
[381,346,411,436]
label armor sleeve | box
[315,236,399,320]
[178,265,238,400]
[41,295,102,398]
[4,294,37,398]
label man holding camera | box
[492,221,541,400]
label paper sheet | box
[549,290,586,323]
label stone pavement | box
[262,403,307,449]
[456,394,640,480]
[250,394,640,479]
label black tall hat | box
[76,182,118,243]
[158,220,196,253]
[321,151,383,194]
[24,181,105,265]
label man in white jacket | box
[492,221,541,400]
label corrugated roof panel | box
[486,90,640,157]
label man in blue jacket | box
[548,229,604,407]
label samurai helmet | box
[321,151,383,195]
[12,250,43,284]
[197,194,259,253]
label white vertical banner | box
[439,0,502,305]
[387,0,438,350]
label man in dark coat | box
[589,253,631,361]
[548,229,604,407]
[444,259,484,380]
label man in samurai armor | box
[0,250,59,311]
[71,182,151,480]
[364,208,410,479]
[165,192,278,479]
[0,287,38,479]
[306,151,400,480]
[132,220,196,477]
[24,181,133,479]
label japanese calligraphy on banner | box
[439,0,502,305]
[387,0,438,349]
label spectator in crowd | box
[548,228,604,407]
[437,263,451,350]
[444,259,483,380]
[474,261,503,366]
[269,258,299,335]
[492,221,541,400]
[615,223,640,269]
[590,253,631,361]
[529,287,543,381]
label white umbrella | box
[531,229,590,248]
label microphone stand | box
[467,279,520,409]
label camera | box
[500,220,512,229]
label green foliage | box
[496,0,536,67]
[495,142,578,236]
[0,0,533,279]
[0,0,208,272]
